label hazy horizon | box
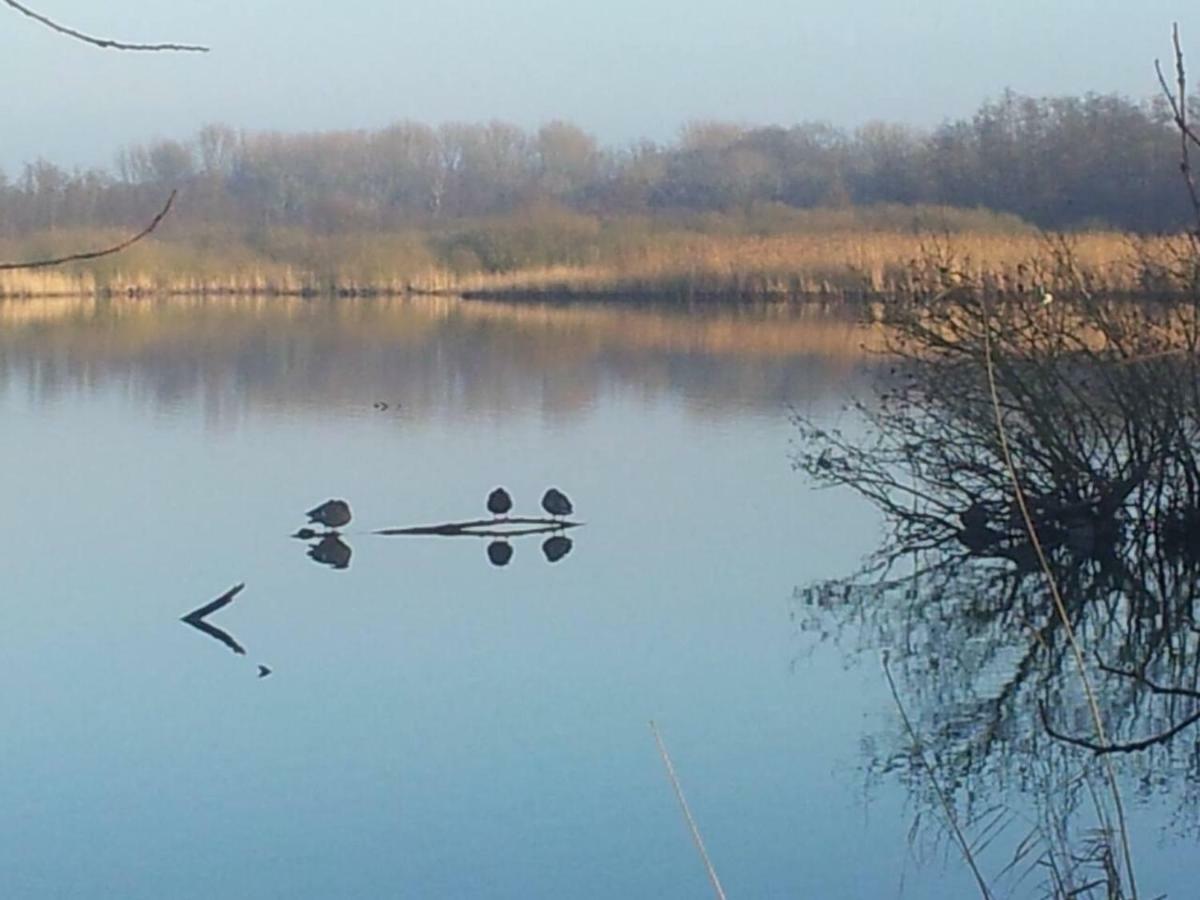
[3,1,1200,172]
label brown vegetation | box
[0,216,1185,301]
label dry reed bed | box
[0,229,1179,300]
[412,231,1165,298]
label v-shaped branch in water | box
[181,583,247,656]
[0,191,177,271]
[2,1,209,51]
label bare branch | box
[2,1,209,52]
[0,191,177,271]
[1096,659,1200,700]
[1156,23,1200,235]
[1039,700,1200,756]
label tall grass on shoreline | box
[0,205,1188,302]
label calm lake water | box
[0,295,1193,898]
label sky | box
[2,0,1200,172]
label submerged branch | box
[0,191,177,270]
[2,1,209,51]
[181,582,244,623]
[180,583,247,656]
[375,516,581,537]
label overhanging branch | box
[2,0,209,52]
[0,191,177,271]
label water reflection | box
[0,294,929,899]
[795,292,1200,891]
[307,533,353,570]
[487,540,514,567]
[0,295,879,420]
[542,535,573,563]
[375,489,583,568]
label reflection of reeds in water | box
[0,294,884,362]
[0,228,1183,300]
[0,295,874,421]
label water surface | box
[0,296,1191,898]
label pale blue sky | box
[2,0,1199,172]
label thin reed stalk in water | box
[649,720,728,900]
[881,654,996,900]
[980,298,1138,898]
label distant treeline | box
[0,89,1193,235]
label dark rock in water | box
[292,528,318,540]
[306,499,352,529]
[487,487,513,517]
[487,540,514,567]
[258,665,272,678]
[542,535,573,563]
[308,534,353,569]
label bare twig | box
[649,721,728,900]
[0,191,177,271]
[1096,659,1200,700]
[1037,659,1200,755]
[1038,701,1200,756]
[2,0,209,52]
[1155,23,1200,236]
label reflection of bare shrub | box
[792,238,1200,899]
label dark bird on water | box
[487,540,514,567]
[487,487,513,518]
[541,488,573,519]
[306,499,352,530]
[258,665,272,678]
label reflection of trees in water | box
[0,296,875,419]
[794,286,1200,891]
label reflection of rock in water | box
[308,534,353,569]
[542,535,573,563]
[487,540,514,567]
